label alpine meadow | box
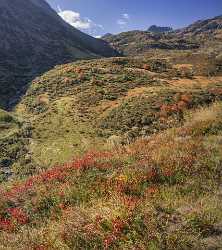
[0,0,222,249]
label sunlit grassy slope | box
[0,53,222,249]
[12,55,222,173]
[0,102,222,249]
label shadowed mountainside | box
[0,0,118,109]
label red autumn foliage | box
[0,218,14,232]
[180,94,192,103]
[142,64,151,70]
[2,151,113,202]
[0,150,117,232]
[209,88,222,95]
[34,245,49,250]
[59,203,66,210]
[163,169,174,177]
[7,207,29,225]
[95,215,103,223]
[62,77,70,84]
[177,101,188,110]
[160,93,193,118]
[112,218,126,234]
[121,196,140,210]
[147,168,158,180]
[75,67,82,74]
[104,218,126,249]
[160,104,172,113]
[104,234,117,249]
[145,186,158,196]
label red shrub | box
[163,169,174,177]
[104,218,126,249]
[121,196,139,210]
[34,245,49,250]
[7,207,29,225]
[180,94,192,104]
[142,64,151,70]
[104,234,116,249]
[177,101,188,110]
[145,186,158,196]
[0,218,14,232]
[146,169,158,180]
[75,67,82,74]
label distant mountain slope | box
[102,30,200,55]
[176,15,222,36]
[0,0,118,109]
[147,25,173,33]
[103,15,222,56]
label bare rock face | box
[0,0,118,109]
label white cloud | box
[58,7,103,36]
[122,13,130,19]
[117,13,130,29]
[117,19,127,26]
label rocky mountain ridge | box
[103,15,222,56]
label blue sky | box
[47,0,222,37]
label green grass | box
[0,102,222,249]
[0,17,222,249]
[6,56,220,175]
[0,53,222,248]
